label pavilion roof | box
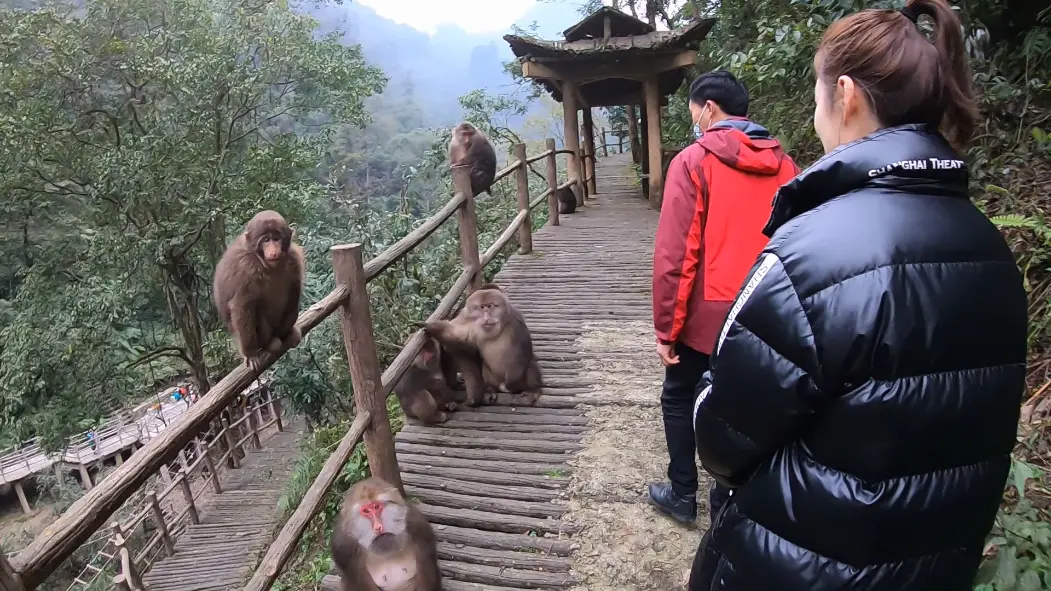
[561,6,654,41]
[503,12,716,107]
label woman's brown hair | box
[815,0,978,147]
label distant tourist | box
[688,1,1028,589]
[649,70,799,524]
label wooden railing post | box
[198,438,221,494]
[146,493,175,557]
[269,388,284,432]
[0,545,24,591]
[513,143,532,255]
[221,415,240,469]
[545,138,559,227]
[111,523,142,590]
[246,402,262,450]
[177,470,200,525]
[450,165,482,292]
[330,244,404,494]
[601,127,609,157]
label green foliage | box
[0,0,384,449]
[976,459,1051,590]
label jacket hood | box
[697,117,786,176]
[764,123,968,237]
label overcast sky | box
[355,0,540,35]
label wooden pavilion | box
[505,7,716,209]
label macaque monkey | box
[394,337,462,425]
[423,284,543,406]
[554,187,577,214]
[448,122,496,197]
[213,210,305,372]
[331,477,441,591]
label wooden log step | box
[432,524,573,555]
[395,442,573,465]
[434,420,588,434]
[406,485,566,519]
[397,455,572,476]
[442,560,578,589]
[320,575,535,591]
[420,502,573,535]
[437,543,571,572]
[401,425,584,443]
[447,410,587,425]
[400,464,570,489]
[396,432,581,454]
[453,406,582,417]
[402,473,564,502]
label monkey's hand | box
[283,326,302,349]
[243,352,265,373]
[421,320,446,337]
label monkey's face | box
[349,493,409,554]
[416,339,440,369]
[246,225,291,265]
[466,292,506,334]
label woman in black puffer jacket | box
[688,1,1028,590]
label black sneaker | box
[647,482,697,524]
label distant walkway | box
[141,420,304,591]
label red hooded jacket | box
[653,118,799,355]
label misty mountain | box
[304,1,588,126]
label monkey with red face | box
[330,477,441,591]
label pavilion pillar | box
[562,80,584,207]
[582,107,598,195]
[627,104,640,164]
[639,104,649,199]
[643,75,663,209]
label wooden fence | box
[0,139,583,591]
[58,386,283,590]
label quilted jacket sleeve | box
[693,252,825,487]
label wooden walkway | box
[325,152,662,590]
[141,422,304,591]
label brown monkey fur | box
[330,477,441,591]
[213,210,305,372]
[394,337,462,425]
[554,187,577,214]
[448,122,496,197]
[423,283,543,407]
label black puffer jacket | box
[690,124,1028,591]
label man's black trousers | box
[660,342,710,498]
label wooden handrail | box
[362,192,467,282]
[526,148,554,165]
[242,411,370,591]
[481,209,530,268]
[9,139,582,590]
[493,159,522,185]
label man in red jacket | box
[649,70,799,524]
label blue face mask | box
[692,106,709,140]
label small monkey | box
[448,122,496,197]
[424,284,543,406]
[394,337,461,425]
[213,210,305,372]
[554,187,577,214]
[331,477,441,591]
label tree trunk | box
[161,258,211,395]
